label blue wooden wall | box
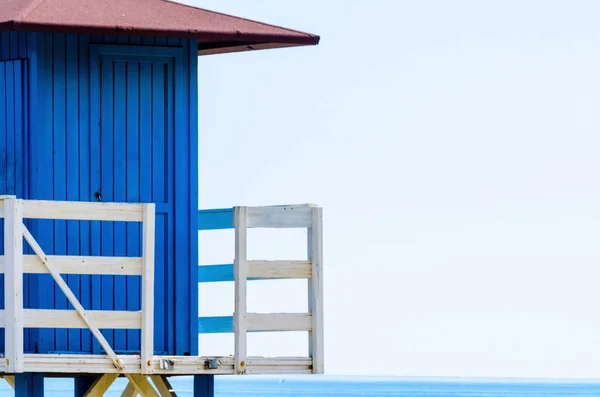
[0,31,199,356]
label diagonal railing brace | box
[21,225,125,371]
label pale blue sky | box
[190,0,600,378]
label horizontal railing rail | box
[0,196,155,374]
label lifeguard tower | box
[0,0,323,395]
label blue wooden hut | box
[0,0,321,395]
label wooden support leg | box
[125,374,159,397]
[75,376,98,397]
[2,375,15,389]
[120,382,138,397]
[82,373,119,397]
[15,373,44,396]
[193,375,214,397]
[151,375,176,396]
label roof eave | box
[6,20,319,56]
[197,42,309,56]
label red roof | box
[0,0,319,55]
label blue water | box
[4,376,600,396]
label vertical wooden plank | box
[14,59,29,352]
[52,32,68,352]
[12,61,23,197]
[89,39,102,354]
[113,59,127,352]
[78,34,93,353]
[162,39,174,356]
[5,61,14,194]
[24,35,38,354]
[141,203,155,374]
[188,39,199,355]
[151,62,167,354]
[165,60,175,355]
[100,59,115,349]
[89,38,101,354]
[35,32,55,354]
[126,60,141,352]
[65,33,81,352]
[5,198,23,372]
[0,62,6,194]
[233,206,248,374]
[173,39,190,356]
[308,207,324,374]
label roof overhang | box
[0,0,320,56]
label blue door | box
[90,48,176,354]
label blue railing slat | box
[198,264,234,283]
[198,208,233,230]
[198,316,233,334]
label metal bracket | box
[205,358,219,370]
[159,359,174,371]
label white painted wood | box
[125,374,160,397]
[22,225,125,371]
[82,373,119,397]
[19,354,311,375]
[308,207,324,374]
[247,313,312,332]
[23,309,141,329]
[247,260,311,279]
[246,205,313,228]
[120,382,139,397]
[233,206,248,375]
[150,375,176,397]
[0,309,5,326]
[141,203,156,375]
[151,356,233,375]
[22,200,143,221]
[0,195,16,219]
[23,354,141,374]
[4,198,24,373]
[0,255,143,275]
[245,357,313,375]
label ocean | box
[3,376,600,396]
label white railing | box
[198,204,324,375]
[0,196,155,374]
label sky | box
[188,0,600,379]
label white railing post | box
[141,203,155,375]
[233,206,248,374]
[308,207,324,374]
[4,197,23,373]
